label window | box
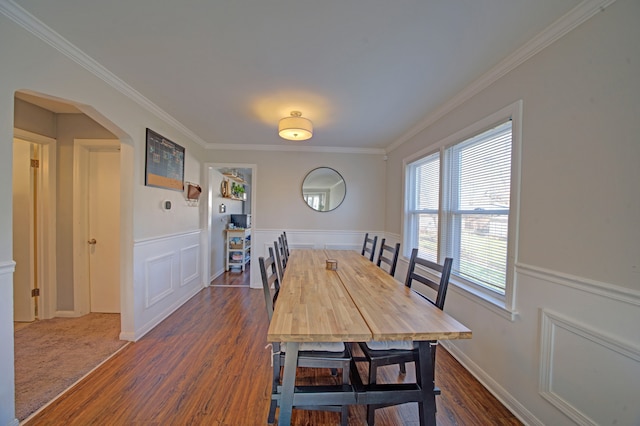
[404,102,521,309]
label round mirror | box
[301,167,346,212]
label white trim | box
[134,229,203,246]
[13,128,56,144]
[386,0,618,153]
[0,261,16,275]
[517,263,640,307]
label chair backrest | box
[277,235,288,268]
[282,231,290,256]
[273,239,286,282]
[376,238,401,277]
[361,233,378,262]
[259,247,281,322]
[404,248,453,310]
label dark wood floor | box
[25,271,521,425]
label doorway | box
[12,131,57,322]
[204,163,256,287]
[73,140,121,314]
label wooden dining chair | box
[358,248,453,426]
[376,238,401,277]
[273,240,286,282]
[361,233,378,262]
[259,253,352,426]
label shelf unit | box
[220,176,247,201]
[226,228,251,272]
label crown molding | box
[386,0,618,154]
[0,0,209,149]
[206,143,385,155]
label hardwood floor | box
[25,272,521,425]
[210,265,252,286]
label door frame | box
[203,162,257,286]
[13,128,57,320]
[73,139,120,316]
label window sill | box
[448,278,519,322]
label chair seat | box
[365,340,414,351]
[282,341,346,353]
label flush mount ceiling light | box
[278,111,313,141]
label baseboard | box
[441,341,543,426]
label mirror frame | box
[301,167,347,212]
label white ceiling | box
[13,0,581,151]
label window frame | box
[402,101,522,318]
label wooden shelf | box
[226,228,251,272]
[222,173,245,183]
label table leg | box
[417,340,436,426]
[279,342,299,426]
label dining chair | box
[376,238,401,277]
[361,233,378,262]
[358,248,453,426]
[273,240,286,282]
[277,235,288,270]
[282,231,291,257]
[259,252,352,426]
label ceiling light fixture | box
[278,111,313,141]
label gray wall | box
[384,1,640,424]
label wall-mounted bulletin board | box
[145,128,185,191]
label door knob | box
[88,238,97,245]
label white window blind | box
[444,120,512,293]
[405,119,514,295]
[407,152,439,262]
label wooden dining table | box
[267,249,472,426]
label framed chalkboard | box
[145,128,185,191]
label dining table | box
[266,249,472,426]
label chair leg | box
[399,361,406,374]
[268,353,281,424]
[366,363,378,426]
[340,362,350,426]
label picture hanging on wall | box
[145,128,185,191]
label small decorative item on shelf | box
[231,182,246,199]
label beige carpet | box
[14,313,128,421]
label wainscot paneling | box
[0,262,17,426]
[133,230,204,340]
[539,309,640,426]
[441,263,640,426]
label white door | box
[12,139,36,322]
[88,150,120,313]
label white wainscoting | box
[539,309,640,426]
[0,261,18,426]
[131,230,204,340]
[442,263,640,426]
